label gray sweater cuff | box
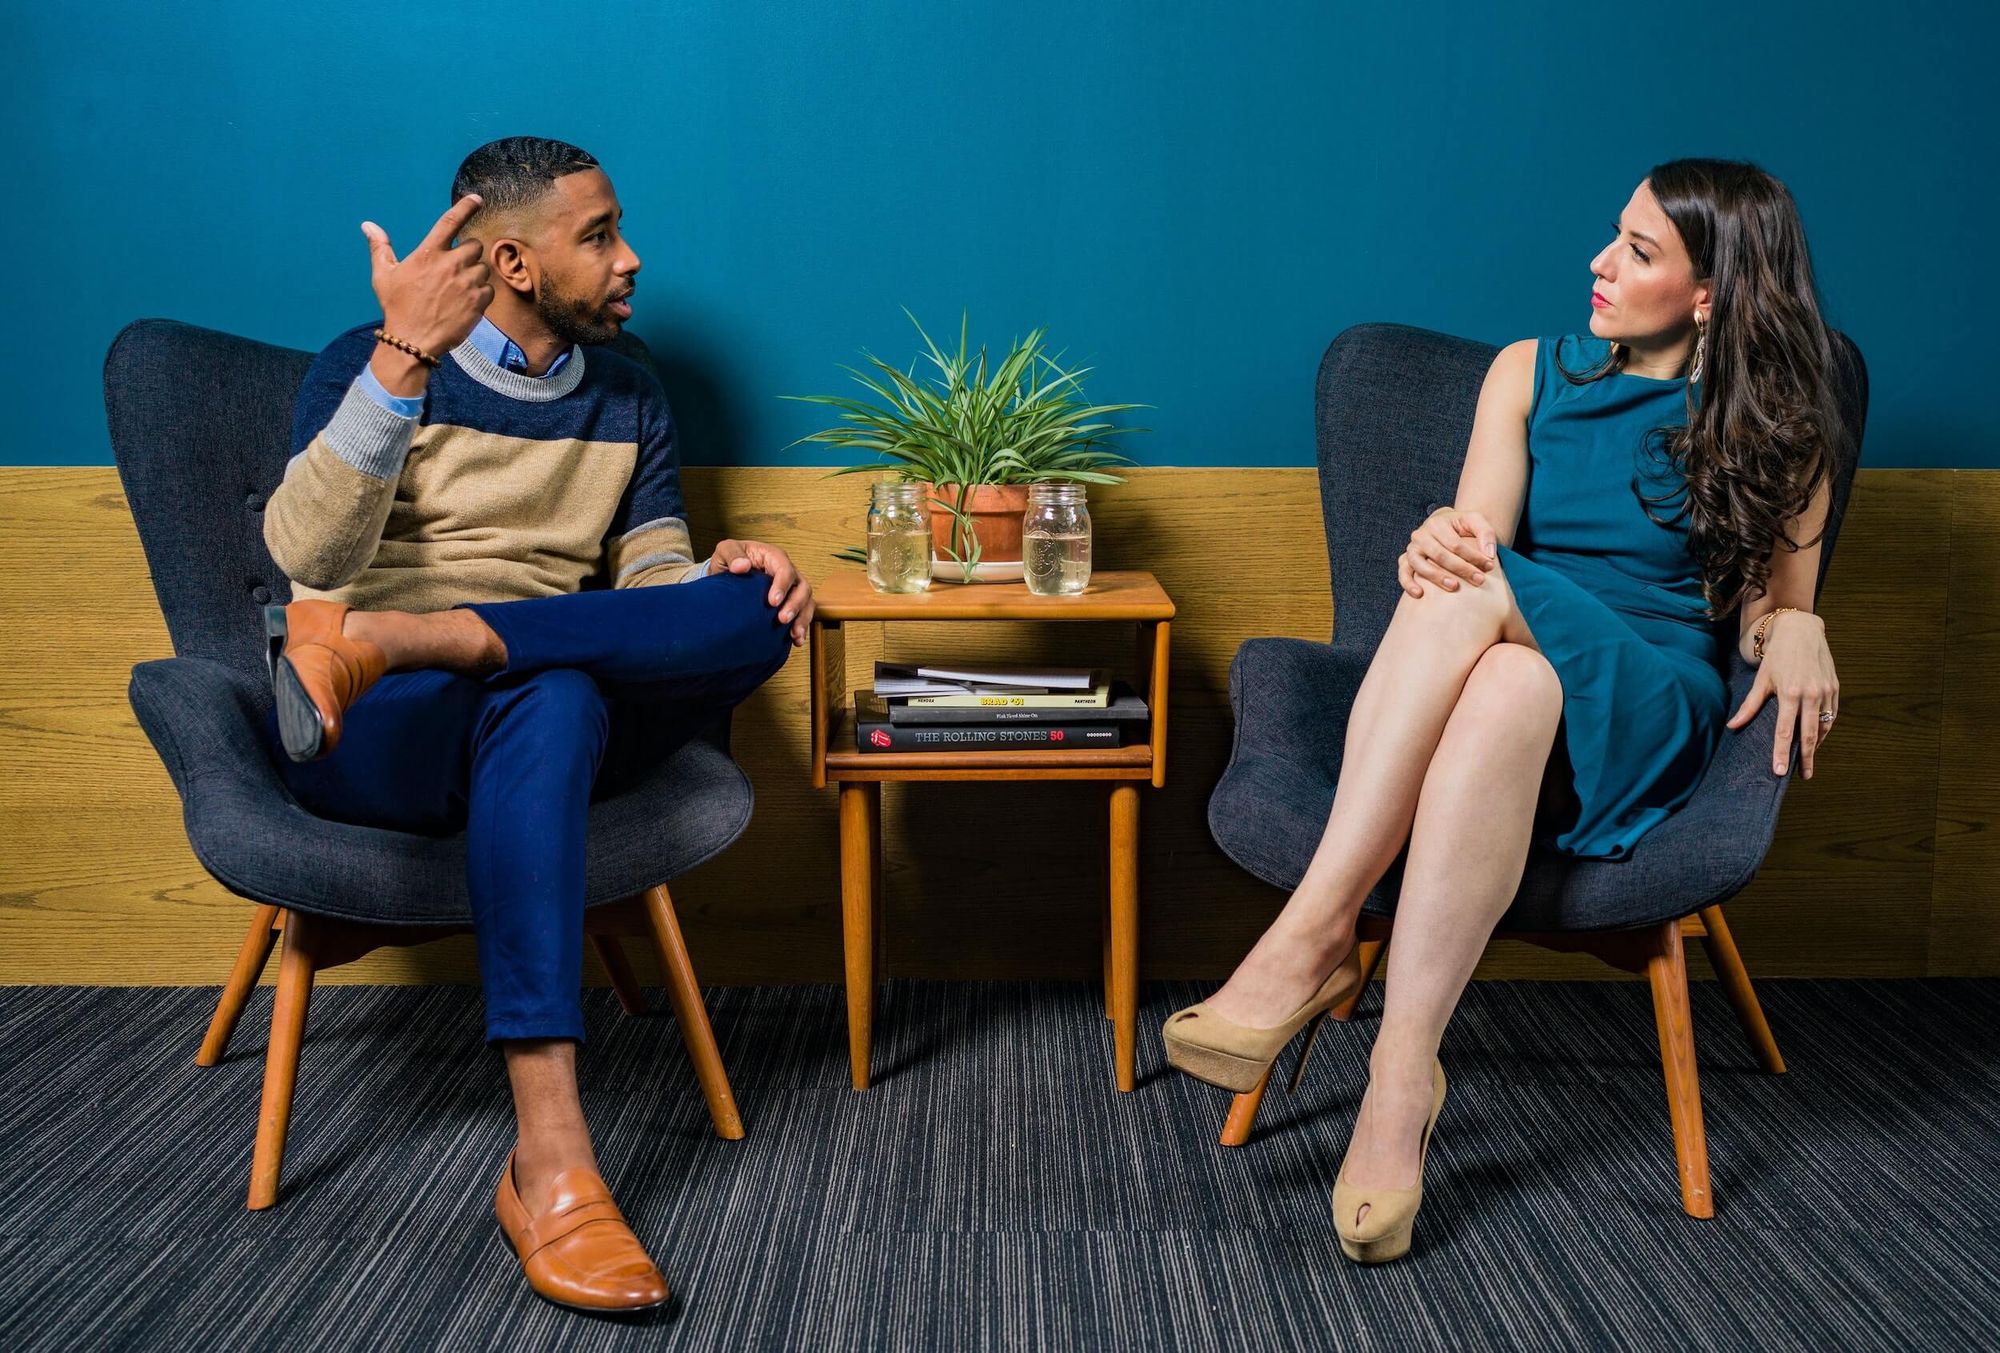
[322,376,419,480]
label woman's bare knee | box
[1460,642,1562,727]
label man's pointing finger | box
[420,193,484,253]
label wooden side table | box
[808,569,1175,1092]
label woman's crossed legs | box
[1203,562,1563,1209]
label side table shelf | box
[824,711,1155,779]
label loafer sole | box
[264,604,327,763]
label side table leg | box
[1101,890,1113,1020]
[840,781,878,1090]
[870,780,886,980]
[1109,783,1140,1092]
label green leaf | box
[783,310,1149,487]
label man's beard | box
[537,276,624,347]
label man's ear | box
[489,238,538,298]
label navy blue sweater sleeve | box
[288,322,415,462]
[604,370,704,586]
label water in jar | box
[867,524,932,592]
[1023,482,1092,595]
[867,481,933,593]
[1023,529,1091,594]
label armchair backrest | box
[106,320,311,678]
[104,319,664,681]
[1312,323,1869,654]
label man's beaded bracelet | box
[1752,606,1799,661]
[373,328,440,368]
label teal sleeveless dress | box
[1492,334,1728,859]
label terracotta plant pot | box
[927,483,1030,565]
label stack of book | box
[853,662,1149,753]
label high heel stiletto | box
[1161,945,1364,1093]
[1332,1058,1447,1264]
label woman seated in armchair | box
[1164,157,1847,1264]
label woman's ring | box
[1819,711,1836,723]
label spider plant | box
[786,311,1147,579]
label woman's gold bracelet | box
[373,328,440,368]
[1752,606,1800,661]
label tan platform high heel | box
[1331,1057,1447,1264]
[1161,944,1364,1094]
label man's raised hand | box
[359,193,494,360]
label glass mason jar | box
[1022,481,1092,595]
[866,480,933,593]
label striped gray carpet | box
[1,978,1995,1351]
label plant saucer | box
[930,557,1025,584]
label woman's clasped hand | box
[1397,506,1502,597]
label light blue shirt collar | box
[470,315,572,378]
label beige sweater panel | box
[262,439,401,596]
[266,339,709,613]
[266,420,705,614]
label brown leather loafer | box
[494,1151,670,1315]
[263,600,386,762]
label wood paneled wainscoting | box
[0,466,1993,986]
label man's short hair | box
[449,137,600,219]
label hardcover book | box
[884,683,1148,726]
[898,678,1111,709]
[909,662,1098,690]
[854,693,1124,752]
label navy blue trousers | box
[269,571,792,1042]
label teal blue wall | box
[6,2,1986,468]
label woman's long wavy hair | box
[1559,158,1844,617]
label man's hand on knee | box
[709,538,815,646]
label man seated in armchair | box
[259,136,814,1314]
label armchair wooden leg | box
[1696,905,1786,1074]
[589,935,649,1016]
[198,904,283,1067]
[642,883,744,1141]
[248,909,317,1210]
[1217,935,1387,1148]
[1220,1069,1272,1147]
[1334,938,1387,1023]
[1108,784,1140,1093]
[1646,919,1714,1219]
[839,782,876,1090]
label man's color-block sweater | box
[265,321,707,613]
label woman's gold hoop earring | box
[1689,313,1707,383]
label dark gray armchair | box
[1206,323,1868,1217]
[106,319,754,1210]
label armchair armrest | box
[1616,654,1793,903]
[128,657,284,800]
[1225,637,1372,772]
